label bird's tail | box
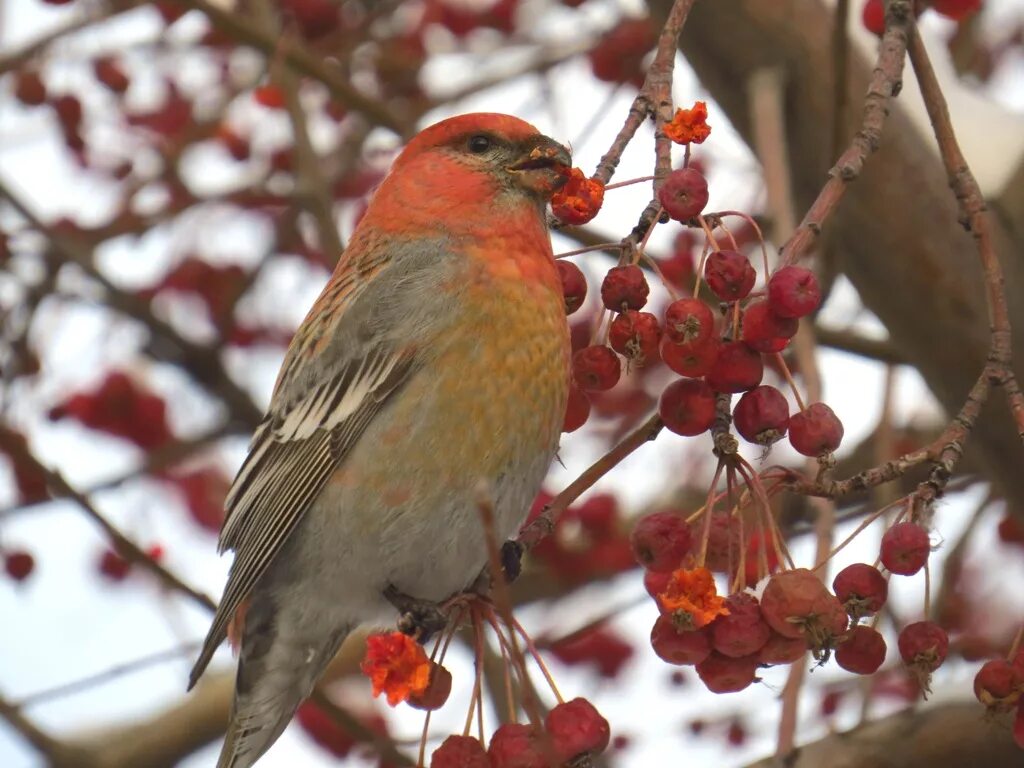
[217,602,353,768]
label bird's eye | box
[467,134,492,153]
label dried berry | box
[664,298,714,345]
[741,300,797,353]
[488,723,547,768]
[768,266,821,318]
[732,385,789,446]
[760,569,848,651]
[706,341,763,393]
[407,661,452,711]
[788,402,844,457]
[832,563,888,619]
[659,168,709,222]
[695,651,758,693]
[609,311,661,364]
[556,260,588,315]
[659,378,716,436]
[600,265,649,311]
[880,522,930,576]
[431,735,489,768]
[546,697,611,762]
[835,625,887,675]
[573,345,621,391]
[710,593,771,658]
[630,512,693,572]
[973,659,1023,711]
[650,616,711,665]
[757,631,807,665]
[660,335,719,378]
[704,251,755,302]
[898,621,948,694]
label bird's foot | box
[384,585,449,644]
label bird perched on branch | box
[189,113,573,768]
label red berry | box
[659,168,709,222]
[732,385,789,446]
[576,494,619,538]
[695,651,758,693]
[705,341,763,393]
[98,548,131,581]
[788,402,844,456]
[650,616,712,665]
[15,70,47,106]
[488,723,546,768]
[253,84,287,109]
[726,720,746,746]
[431,735,489,768]
[562,385,591,432]
[862,0,885,35]
[757,631,807,665]
[898,621,948,678]
[587,17,656,88]
[741,300,798,353]
[832,563,888,619]
[643,569,671,598]
[660,335,719,378]
[93,57,130,94]
[880,522,930,576]
[931,0,982,22]
[296,701,356,757]
[572,345,621,391]
[407,662,452,711]
[997,514,1024,547]
[973,659,1023,710]
[664,298,714,345]
[760,569,848,648]
[768,266,821,318]
[630,512,693,572]
[835,625,887,675]
[659,378,716,436]
[556,260,588,315]
[608,311,661,364]
[704,251,755,302]
[710,593,771,658]
[4,550,35,581]
[217,125,251,162]
[548,626,633,679]
[600,265,649,311]
[52,94,83,131]
[545,697,610,762]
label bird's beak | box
[507,137,572,197]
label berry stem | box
[554,242,621,259]
[714,210,772,283]
[696,458,727,568]
[604,175,656,191]
[640,251,681,301]
[509,616,565,705]
[692,237,711,298]
[1007,624,1024,661]
[772,352,807,413]
[811,497,905,572]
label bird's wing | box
[189,264,418,688]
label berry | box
[488,723,546,768]
[650,616,711,665]
[52,94,83,132]
[695,651,758,693]
[296,701,355,757]
[588,17,656,88]
[572,345,621,391]
[759,569,848,648]
[4,550,35,582]
[659,168,709,222]
[732,385,789,446]
[545,698,611,762]
[660,335,718,378]
[431,735,489,767]
[98,548,131,581]
[973,659,1023,711]
[556,260,587,315]
[253,84,287,109]
[407,662,452,711]
[698,513,740,573]
[630,512,693,572]
[659,378,716,436]
[15,70,47,106]
[600,265,649,311]
[880,522,930,576]
[788,402,844,456]
[898,621,948,693]
[643,569,671,598]
[93,57,130,94]
[862,0,885,36]
[757,632,807,665]
[664,298,714,345]
[548,626,633,679]
[609,311,661,364]
[931,0,982,22]
[768,266,821,318]
[705,341,763,393]
[562,385,591,433]
[741,300,797,353]
[704,251,755,302]
[835,625,887,675]
[710,593,771,658]
[832,563,888,619]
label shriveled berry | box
[556,260,587,315]
[600,265,649,311]
[659,378,716,436]
[973,659,1023,711]
[545,697,611,762]
[880,522,930,576]
[788,402,844,456]
[768,266,821,318]
[757,631,807,665]
[573,345,621,391]
[609,311,661,364]
[660,335,718,378]
[488,723,546,768]
[833,563,888,619]
[733,385,789,446]
[710,593,771,658]
[664,298,714,345]
[407,662,452,711]
[431,735,489,768]
[706,341,763,393]
[835,625,887,675]
[659,168,709,222]
[741,300,797,353]
[563,385,591,433]
[898,621,948,694]
[760,569,848,650]
[695,651,758,693]
[704,251,755,302]
[650,616,711,665]
[630,512,693,572]
[4,550,35,582]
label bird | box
[188,112,573,768]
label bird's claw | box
[384,585,449,644]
